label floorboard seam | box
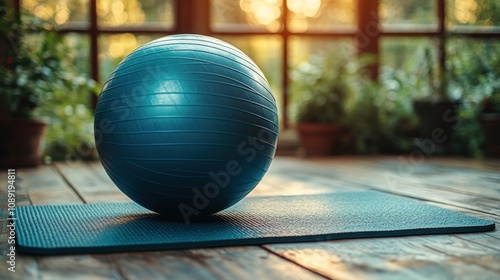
[363,187,500,217]
[52,164,88,204]
[260,245,332,280]
[452,234,500,252]
[107,254,131,280]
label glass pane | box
[380,38,439,100]
[447,0,500,27]
[380,0,437,30]
[22,0,89,26]
[98,34,163,81]
[289,37,356,123]
[287,0,356,32]
[216,36,284,126]
[211,0,283,32]
[447,38,500,102]
[97,0,175,28]
[64,33,90,75]
[21,33,90,76]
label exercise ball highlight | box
[94,34,279,221]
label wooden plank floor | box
[1,156,499,279]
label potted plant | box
[344,65,416,154]
[0,2,48,167]
[292,49,418,156]
[0,2,99,166]
[410,47,459,154]
[446,40,500,157]
[292,52,352,156]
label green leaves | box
[292,51,355,124]
[291,50,415,154]
[0,5,100,159]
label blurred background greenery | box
[2,0,499,160]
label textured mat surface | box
[16,191,495,255]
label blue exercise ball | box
[94,34,279,221]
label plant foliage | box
[0,2,100,159]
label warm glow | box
[256,5,281,25]
[239,0,325,32]
[23,0,77,24]
[288,0,321,18]
[97,0,146,26]
[34,5,53,20]
[239,0,282,31]
[120,33,137,46]
[289,17,308,32]
[111,0,125,14]
[455,0,478,24]
[109,43,125,58]
[55,9,70,24]
[54,0,69,24]
[22,0,37,11]
[107,33,138,58]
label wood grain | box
[2,156,499,279]
[54,162,130,203]
[261,157,500,280]
[18,166,82,205]
[269,157,500,215]
[111,247,325,280]
[265,235,500,280]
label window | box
[19,0,500,128]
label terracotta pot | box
[0,119,47,167]
[296,123,341,156]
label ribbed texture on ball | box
[94,34,279,217]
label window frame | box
[16,0,500,128]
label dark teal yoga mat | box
[16,191,495,255]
